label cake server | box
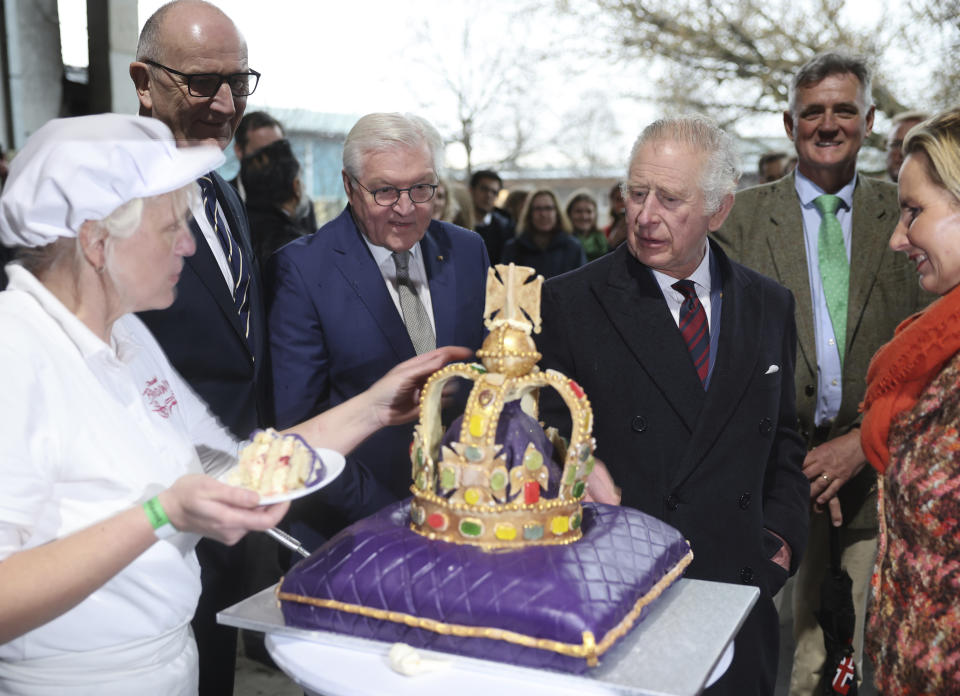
[265,527,310,558]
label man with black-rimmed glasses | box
[128,2,272,693]
[266,112,490,515]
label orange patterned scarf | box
[861,283,960,473]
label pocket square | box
[765,364,780,375]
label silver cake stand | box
[219,577,757,696]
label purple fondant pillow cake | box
[277,264,693,673]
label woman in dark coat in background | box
[501,188,586,278]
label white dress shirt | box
[190,188,235,291]
[795,169,856,425]
[651,240,714,331]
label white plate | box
[224,447,346,506]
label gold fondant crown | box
[409,264,596,549]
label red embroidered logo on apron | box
[143,377,178,418]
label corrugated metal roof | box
[262,108,359,137]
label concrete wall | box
[86,0,139,116]
[1,0,63,149]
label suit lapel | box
[184,216,247,342]
[422,223,455,347]
[669,247,762,490]
[764,177,816,377]
[209,171,261,361]
[593,247,705,433]
[846,176,895,355]
[211,172,255,260]
[330,211,413,360]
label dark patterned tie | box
[672,279,710,386]
[392,250,436,355]
[197,176,250,341]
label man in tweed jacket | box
[713,52,933,694]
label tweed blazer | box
[713,172,933,526]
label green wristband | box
[143,496,177,539]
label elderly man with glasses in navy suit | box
[266,112,489,538]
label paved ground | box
[234,634,301,696]
[775,578,877,696]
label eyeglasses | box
[351,177,437,206]
[144,60,260,97]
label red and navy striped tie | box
[673,279,709,386]
[197,176,251,342]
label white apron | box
[0,623,198,695]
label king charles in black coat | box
[538,117,809,695]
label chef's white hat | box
[0,113,224,248]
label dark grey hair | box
[788,52,873,118]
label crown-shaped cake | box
[408,264,596,548]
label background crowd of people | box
[0,2,958,696]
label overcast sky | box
[59,0,644,169]
[61,0,475,114]
[57,0,912,172]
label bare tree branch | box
[408,13,546,176]
[556,0,914,127]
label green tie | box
[814,194,848,366]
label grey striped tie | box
[392,250,435,354]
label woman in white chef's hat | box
[0,113,467,695]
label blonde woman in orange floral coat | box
[860,107,960,695]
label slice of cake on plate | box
[228,428,316,497]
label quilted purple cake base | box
[278,501,692,673]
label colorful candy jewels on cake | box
[409,263,595,548]
[277,265,693,673]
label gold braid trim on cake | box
[593,547,693,655]
[276,548,693,666]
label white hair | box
[99,183,195,241]
[342,113,444,180]
[626,114,740,214]
[18,197,146,276]
[101,198,144,239]
[99,185,195,309]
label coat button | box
[738,492,752,509]
[631,416,647,433]
[740,567,754,583]
[664,494,679,511]
[805,384,815,397]
[758,417,773,435]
